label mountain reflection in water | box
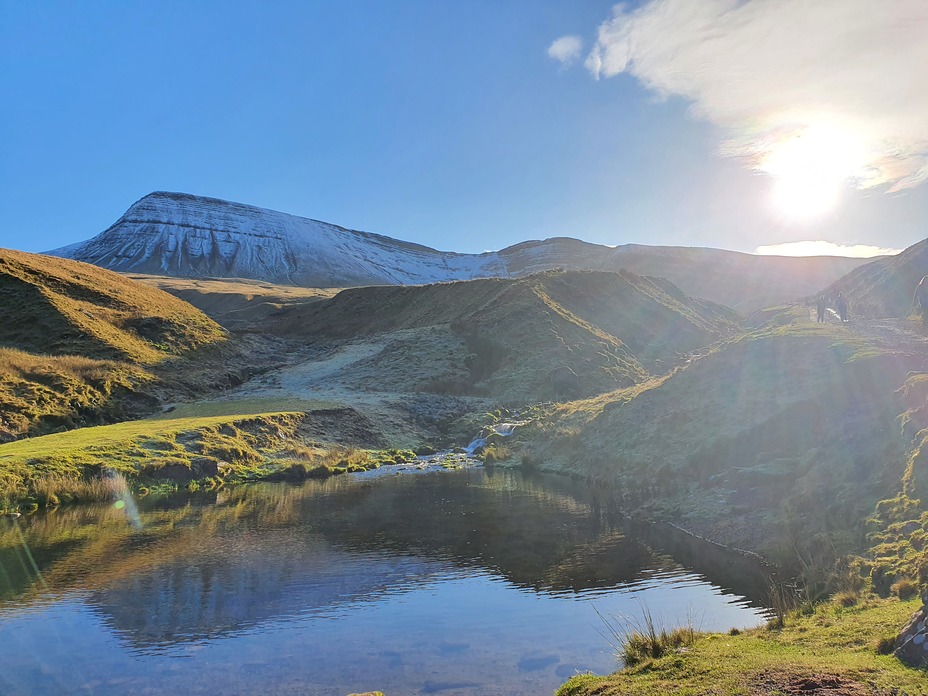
[0,468,770,696]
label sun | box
[761,123,866,220]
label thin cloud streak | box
[754,241,902,258]
[583,0,928,192]
[547,35,583,66]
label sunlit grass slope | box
[558,596,926,696]
[0,249,228,441]
[0,249,224,361]
[127,273,338,327]
[862,372,928,595]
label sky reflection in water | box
[0,468,770,696]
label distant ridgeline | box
[49,191,873,313]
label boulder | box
[190,456,220,477]
[894,590,928,667]
[145,464,196,482]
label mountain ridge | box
[48,191,878,313]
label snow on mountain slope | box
[49,192,500,287]
[48,191,874,312]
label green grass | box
[558,596,928,695]
[0,409,401,511]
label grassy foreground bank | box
[0,405,420,511]
[558,596,927,695]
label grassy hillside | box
[275,270,739,402]
[0,249,229,441]
[0,249,224,361]
[820,238,928,318]
[0,406,415,510]
[511,313,927,588]
[558,595,926,696]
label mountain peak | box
[48,191,874,312]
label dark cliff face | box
[48,191,874,312]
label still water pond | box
[1,466,770,695]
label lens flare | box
[759,122,869,220]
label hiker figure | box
[835,291,848,323]
[816,295,826,323]
[915,275,928,325]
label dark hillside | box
[820,238,928,318]
[276,270,739,402]
[518,317,928,571]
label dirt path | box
[197,330,489,448]
[807,306,928,360]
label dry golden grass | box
[0,248,226,363]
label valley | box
[3,195,928,695]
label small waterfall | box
[462,418,530,454]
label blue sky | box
[2,0,926,256]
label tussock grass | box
[0,347,148,442]
[595,604,700,669]
[891,577,919,600]
[30,475,116,507]
[481,443,511,464]
[622,625,697,666]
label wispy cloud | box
[583,0,928,192]
[754,241,902,258]
[547,35,583,66]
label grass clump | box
[481,443,511,465]
[595,605,699,668]
[891,577,919,600]
[622,624,697,666]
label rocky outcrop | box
[894,591,928,667]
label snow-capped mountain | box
[48,191,874,312]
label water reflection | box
[0,468,771,696]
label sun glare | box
[761,123,867,220]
